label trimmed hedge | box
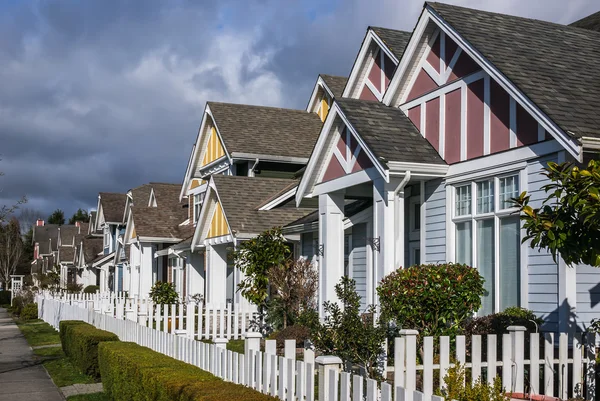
[20,303,38,320]
[99,341,278,401]
[59,320,119,379]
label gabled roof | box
[336,98,446,166]
[570,10,600,32]
[81,237,104,264]
[369,27,412,60]
[99,192,127,224]
[33,224,60,255]
[130,206,193,241]
[149,183,184,214]
[59,225,79,245]
[427,2,600,139]
[58,246,75,264]
[210,175,314,236]
[207,102,323,160]
[131,184,153,206]
[320,75,348,98]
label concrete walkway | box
[61,383,103,398]
[0,308,64,400]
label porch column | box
[206,244,227,305]
[373,178,400,300]
[318,191,345,318]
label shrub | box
[60,320,119,379]
[440,363,507,401]
[20,303,38,320]
[11,295,25,315]
[0,290,11,305]
[83,285,99,294]
[66,283,83,293]
[377,263,485,337]
[273,325,310,350]
[98,341,277,401]
[59,320,88,352]
[306,276,387,380]
[461,307,543,337]
[149,281,179,305]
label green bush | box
[377,263,485,337]
[0,290,11,305]
[60,320,119,379]
[20,303,38,320]
[149,281,179,305]
[59,321,88,352]
[83,285,99,294]
[98,341,277,401]
[461,307,543,337]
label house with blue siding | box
[293,2,600,331]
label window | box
[193,192,205,223]
[453,174,521,314]
[103,227,110,248]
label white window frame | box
[450,170,526,314]
[193,192,205,224]
[103,226,110,249]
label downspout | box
[249,158,260,177]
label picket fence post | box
[316,355,342,401]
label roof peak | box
[207,101,310,114]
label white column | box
[318,192,345,318]
[372,179,398,289]
[207,244,228,305]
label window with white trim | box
[103,226,110,249]
[193,192,205,224]
[453,174,521,315]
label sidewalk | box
[0,308,64,400]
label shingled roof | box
[570,10,600,32]
[370,27,412,60]
[207,102,323,159]
[99,192,127,223]
[211,175,314,236]
[130,184,153,207]
[33,224,60,255]
[336,98,446,166]
[81,237,104,264]
[58,246,75,264]
[59,225,80,246]
[131,207,193,240]
[320,75,348,98]
[150,183,186,219]
[427,2,600,138]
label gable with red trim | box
[400,28,546,165]
[320,126,373,184]
[359,47,396,101]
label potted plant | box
[149,281,179,331]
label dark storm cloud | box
[0,0,597,219]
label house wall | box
[140,244,154,299]
[424,178,446,264]
[575,265,600,329]
[187,251,205,298]
[526,154,560,331]
[350,223,368,311]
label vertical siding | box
[527,153,559,331]
[352,223,368,311]
[425,178,446,264]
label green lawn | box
[67,393,111,401]
[16,319,60,346]
[43,357,97,387]
[226,339,245,354]
[34,346,64,358]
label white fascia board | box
[191,186,215,251]
[203,234,234,246]
[187,182,208,197]
[137,237,182,243]
[446,139,564,179]
[581,136,600,153]
[425,6,579,160]
[92,253,114,268]
[344,29,399,98]
[343,206,373,230]
[230,152,309,164]
[94,196,102,231]
[180,103,210,201]
[387,161,449,176]
[282,222,319,235]
[258,187,297,211]
[313,167,379,197]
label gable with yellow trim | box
[202,127,226,167]
[206,201,230,239]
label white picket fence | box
[41,291,258,340]
[36,293,597,401]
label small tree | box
[377,263,485,338]
[149,281,179,305]
[69,209,89,225]
[233,227,290,307]
[47,209,65,225]
[267,258,318,329]
[515,159,600,266]
[306,276,387,380]
[0,219,24,289]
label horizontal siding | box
[527,154,559,330]
[425,178,446,264]
[576,264,600,327]
[352,223,368,311]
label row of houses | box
[32,2,600,331]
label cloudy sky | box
[0,0,596,220]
